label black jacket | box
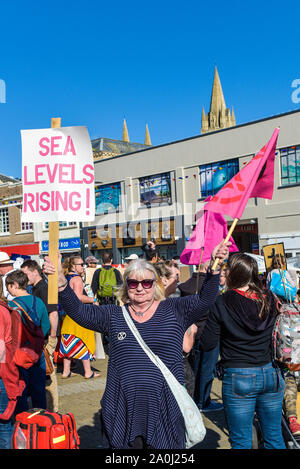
[199,289,278,368]
[178,272,208,340]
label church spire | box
[201,66,236,134]
[144,124,152,146]
[209,66,226,117]
[122,118,129,142]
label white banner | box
[21,126,95,223]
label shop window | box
[95,182,121,215]
[280,145,300,186]
[139,173,171,207]
[0,208,9,233]
[199,158,239,198]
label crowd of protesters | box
[0,240,300,449]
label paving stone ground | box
[55,357,230,450]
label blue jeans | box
[222,363,285,449]
[0,378,14,449]
[15,354,46,414]
[193,344,219,408]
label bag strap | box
[16,295,37,313]
[121,305,174,381]
[11,299,34,323]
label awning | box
[0,243,40,256]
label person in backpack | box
[267,256,300,436]
[0,280,25,448]
[267,254,298,302]
[6,270,50,414]
[21,259,60,412]
[199,253,285,449]
[91,252,123,305]
[58,256,100,379]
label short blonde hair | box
[117,258,165,304]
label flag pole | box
[195,248,204,294]
[211,218,238,271]
[275,247,290,303]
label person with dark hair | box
[142,240,159,264]
[21,259,59,412]
[91,252,123,304]
[21,259,58,345]
[59,256,100,379]
[6,270,50,413]
[199,252,285,449]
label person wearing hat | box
[124,253,139,267]
[0,252,16,301]
[84,256,99,289]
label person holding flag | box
[197,129,286,449]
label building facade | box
[82,109,300,263]
[0,175,39,259]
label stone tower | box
[201,66,236,134]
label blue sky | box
[0,0,299,178]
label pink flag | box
[180,197,239,265]
[203,128,279,219]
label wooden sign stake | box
[47,117,61,304]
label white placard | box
[21,126,95,223]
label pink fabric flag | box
[180,197,239,265]
[203,128,279,219]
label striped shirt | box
[58,272,219,449]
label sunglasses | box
[75,263,84,266]
[127,279,155,290]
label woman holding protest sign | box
[58,256,100,379]
[43,241,229,449]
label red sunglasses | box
[127,279,155,290]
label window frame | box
[0,207,9,234]
[199,158,239,198]
[139,172,172,208]
[95,182,122,215]
[280,145,300,187]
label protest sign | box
[21,125,95,223]
[21,119,95,303]
[263,242,287,271]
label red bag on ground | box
[11,409,80,449]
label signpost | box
[21,118,95,303]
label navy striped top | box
[58,272,219,449]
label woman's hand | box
[210,240,231,272]
[43,253,67,289]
